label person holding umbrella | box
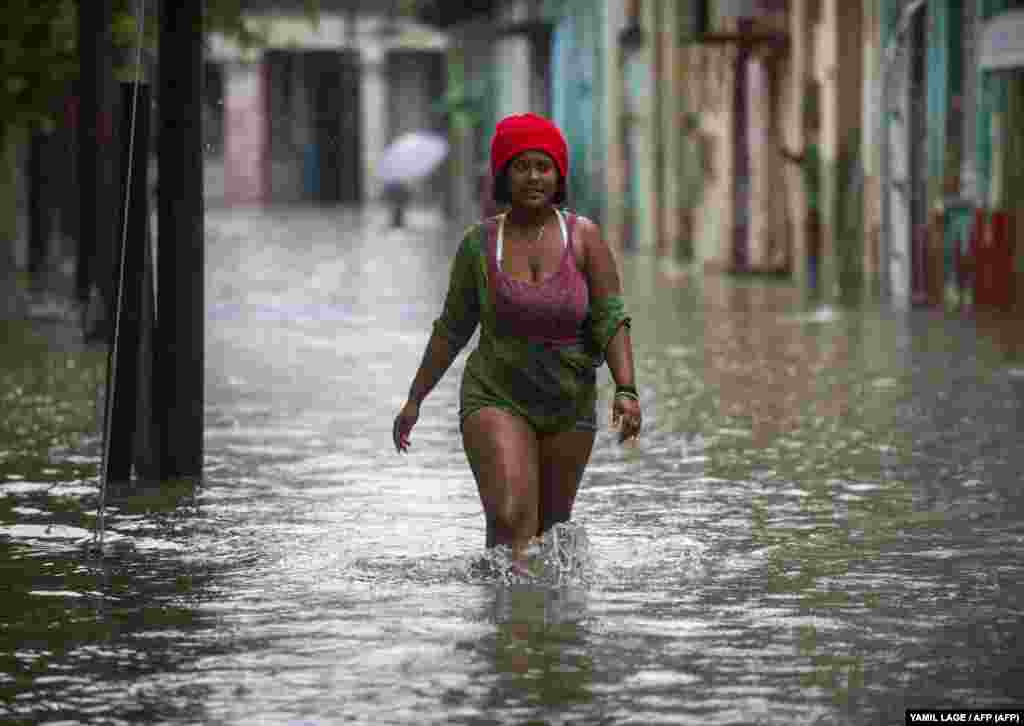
[376,131,449,228]
[392,113,641,569]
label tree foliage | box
[0,0,322,139]
[0,0,78,134]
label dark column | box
[105,82,151,483]
[76,0,113,307]
[60,93,81,264]
[155,0,204,479]
[28,129,48,290]
[732,21,752,274]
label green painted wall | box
[976,0,1011,209]
[881,0,903,73]
[548,0,607,223]
[926,0,963,208]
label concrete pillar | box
[706,37,738,271]
[603,0,627,257]
[747,55,767,270]
[636,0,658,254]
[816,0,838,297]
[862,0,883,296]
[361,41,388,202]
[223,60,269,205]
[788,0,810,291]
[657,0,683,264]
[495,0,531,119]
[825,0,863,299]
[497,38,531,118]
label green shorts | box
[459,365,598,436]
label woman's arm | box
[394,230,481,452]
[604,321,636,389]
[407,227,481,405]
[407,331,458,405]
[580,218,635,388]
[396,332,455,453]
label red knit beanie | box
[490,113,568,181]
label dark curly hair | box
[492,162,567,207]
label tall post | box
[603,0,627,257]
[829,0,864,301]
[156,0,204,479]
[650,0,667,258]
[77,0,113,307]
[789,0,810,293]
[106,82,151,483]
[733,19,752,273]
[28,128,48,290]
[361,44,387,205]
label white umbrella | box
[375,131,449,185]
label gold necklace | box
[530,219,547,244]
[510,213,546,244]
[526,219,546,280]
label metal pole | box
[156,0,205,479]
[94,0,148,553]
[76,0,112,306]
[105,82,151,484]
[28,128,47,290]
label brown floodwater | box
[2,207,1021,725]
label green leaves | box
[0,0,78,132]
[0,321,106,484]
[0,0,323,138]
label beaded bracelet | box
[614,384,638,401]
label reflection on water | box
[2,209,1022,724]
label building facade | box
[438,0,615,238]
[879,0,1024,312]
[207,8,448,208]
[426,0,1023,312]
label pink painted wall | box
[224,63,269,205]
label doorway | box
[306,50,362,205]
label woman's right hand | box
[611,394,642,444]
[393,399,420,453]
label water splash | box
[469,521,593,587]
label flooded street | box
[2,206,1023,725]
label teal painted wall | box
[443,27,501,223]
[976,0,1011,208]
[926,1,949,206]
[881,0,902,67]
[924,0,966,293]
[549,0,607,223]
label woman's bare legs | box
[536,428,595,536]
[462,408,596,563]
[461,408,540,560]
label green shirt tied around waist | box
[433,215,631,434]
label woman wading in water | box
[393,114,641,567]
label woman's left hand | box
[611,395,642,444]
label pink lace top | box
[488,210,589,347]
